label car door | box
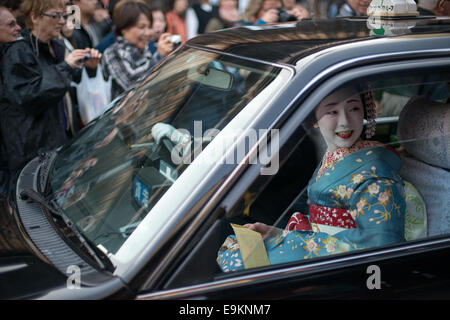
[136,52,450,300]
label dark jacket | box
[71,24,96,50]
[0,44,8,197]
[71,19,112,49]
[191,3,219,35]
[0,30,75,190]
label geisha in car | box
[218,84,407,272]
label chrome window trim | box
[284,55,450,140]
[289,47,450,116]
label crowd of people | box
[0,0,448,209]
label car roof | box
[187,17,450,66]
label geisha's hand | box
[243,222,282,240]
[151,123,190,145]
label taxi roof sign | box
[367,0,419,17]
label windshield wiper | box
[20,188,106,270]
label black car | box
[1,15,449,300]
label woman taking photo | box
[0,0,101,200]
[102,0,174,99]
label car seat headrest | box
[397,96,450,170]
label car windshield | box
[46,46,287,262]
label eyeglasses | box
[41,12,70,20]
[4,20,19,28]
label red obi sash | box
[286,203,357,231]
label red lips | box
[336,130,353,139]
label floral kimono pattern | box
[217,140,406,272]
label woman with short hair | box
[102,0,173,99]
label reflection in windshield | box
[47,47,283,256]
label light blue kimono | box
[217,144,406,272]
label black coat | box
[0,44,8,197]
[70,19,112,49]
[0,30,75,185]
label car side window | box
[214,67,450,274]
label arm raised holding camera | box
[82,48,102,70]
[64,48,102,70]
[259,8,280,23]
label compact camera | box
[167,34,182,44]
[278,8,297,22]
[79,53,91,63]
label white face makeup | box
[314,86,365,153]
